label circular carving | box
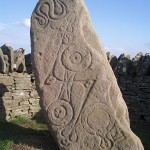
[69,52,82,64]
[61,45,92,72]
[54,106,66,118]
[81,103,115,135]
[48,100,73,126]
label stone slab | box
[31,0,144,149]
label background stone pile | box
[0,44,150,131]
[107,52,150,76]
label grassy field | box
[0,116,59,150]
[0,116,150,150]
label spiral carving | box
[34,0,67,28]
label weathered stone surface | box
[114,54,131,76]
[136,53,150,76]
[130,52,143,75]
[0,73,40,121]
[25,53,32,74]
[0,48,9,73]
[106,52,118,70]
[31,0,144,149]
[13,48,26,72]
[1,44,14,72]
[0,76,14,86]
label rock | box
[14,77,32,90]
[130,52,143,75]
[0,48,9,73]
[136,53,150,76]
[13,48,26,72]
[31,0,144,150]
[114,54,131,76]
[1,44,14,72]
[0,76,14,86]
[106,52,118,70]
[25,53,32,74]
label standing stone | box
[13,48,26,72]
[31,0,144,149]
[1,44,14,72]
[25,53,32,74]
[0,48,9,73]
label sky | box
[0,0,150,57]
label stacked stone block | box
[117,76,150,129]
[0,73,40,121]
[107,52,150,130]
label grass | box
[0,116,59,150]
[133,128,150,150]
[0,116,150,150]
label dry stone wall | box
[117,76,150,130]
[107,52,150,130]
[0,73,40,121]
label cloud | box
[0,23,8,31]
[15,18,31,29]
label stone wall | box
[117,76,150,129]
[0,73,40,121]
[107,52,150,130]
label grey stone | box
[13,48,26,72]
[1,44,14,72]
[31,0,144,150]
[0,48,9,73]
[0,73,40,122]
[25,53,32,74]
[106,52,118,70]
[137,53,150,76]
[114,54,131,76]
[0,77,14,86]
[130,52,143,75]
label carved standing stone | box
[31,0,144,149]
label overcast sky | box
[0,0,150,57]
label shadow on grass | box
[31,110,47,125]
[132,127,150,150]
[0,120,59,150]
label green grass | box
[0,116,59,150]
[0,116,150,150]
[133,128,150,150]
